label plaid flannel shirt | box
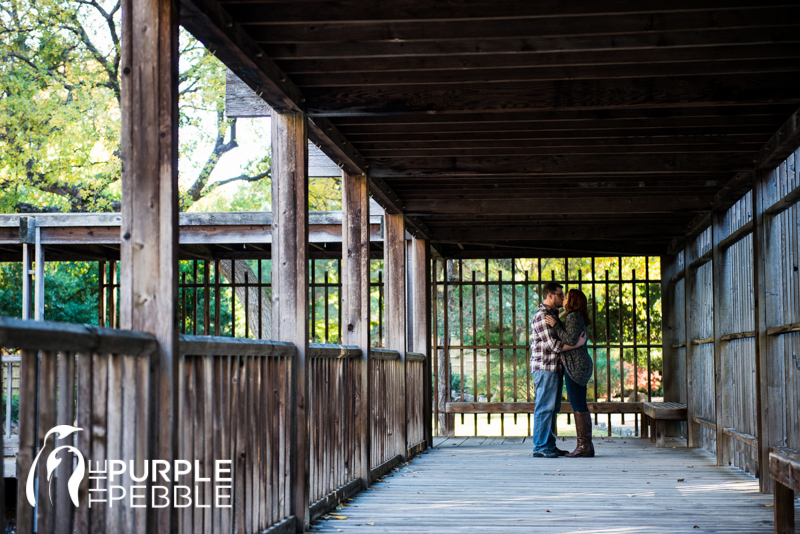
[530,303,564,373]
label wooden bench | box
[641,402,687,447]
[770,448,800,534]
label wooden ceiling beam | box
[397,189,722,200]
[180,0,302,113]
[331,105,791,126]
[291,58,800,88]
[404,195,708,216]
[261,28,800,60]
[239,7,800,43]
[349,133,771,145]
[432,223,688,242]
[302,73,800,116]
[218,0,792,25]
[360,146,760,157]
[756,106,800,170]
[281,44,800,75]
[388,175,729,186]
[338,116,783,135]
[369,153,752,178]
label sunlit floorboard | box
[310,435,798,533]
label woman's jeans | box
[565,371,589,412]
[532,369,563,453]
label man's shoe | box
[533,450,558,458]
[554,447,568,456]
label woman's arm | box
[545,313,587,350]
[549,316,577,345]
[545,313,581,345]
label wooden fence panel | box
[307,345,362,510]
[0,318,157,534]
[761,148,800,458]
[369,350,402,470]
[406,354,426,451]
[178,336,295,534]
[686,229,716,455]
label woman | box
[544,288,594,457]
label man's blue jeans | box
[532,369,563,453]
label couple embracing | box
[529,282,594,458]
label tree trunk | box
[218,260,271,339]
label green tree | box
[0,0,271,213]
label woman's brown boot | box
[566,412,595,457]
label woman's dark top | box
[552,312,593,386]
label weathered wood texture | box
[384,213,407,457]
[307,345,362,511]
[311,437,786,533]
[119,0,180,531]
[1,318,158,534]
[642,402,688,447]
[684,229,716,454]
[756,146,800,493]
[715,194,759,475]
[368,350,402,469]
[661,252,687,439]
[341,172,372,484]
[178,336,295,533]
[270,110,310,530]
[182,1,800,257]
[769,449,800,534]
[405,354,426,452]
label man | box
[530,282,587,458]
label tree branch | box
[183,112,239,206]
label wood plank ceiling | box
[182,0,800,257]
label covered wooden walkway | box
[312,437,784,534]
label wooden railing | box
[406,353,427,455]
[3,317,429,533]
[179,335,295,534]
[0,317,158,534]
[307,344,362,518]
[369,349,403,474]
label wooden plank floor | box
[310,436,798,533]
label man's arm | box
[533,312,565,353]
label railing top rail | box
[0,211,383,228]
[0,316,157,355]
[308,343,360,359]
[369,348,401,361]
[406,352,426,362]
[180,334,296,357]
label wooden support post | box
[384,213,407,458]
[119,0,179,531]
[755,170,784,492]
[684,242,699,448]
[271,111,309,532]
[409,238,432,449]
[711,211,731,466]
[752,171,767,488]
[661,254,685,439]
[341,171,371,486]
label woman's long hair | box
[564,288,591,326]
